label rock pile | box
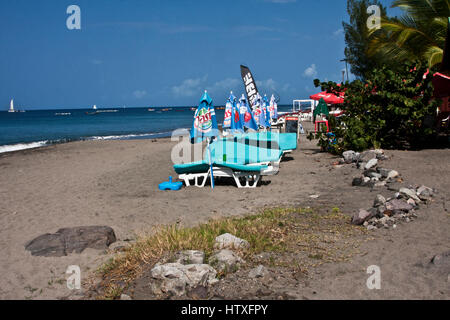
[148,233,249,297]
[351,185,435,230]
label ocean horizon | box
[0,105,294,153]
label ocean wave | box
[88,131,175,141]
[0,141,49,154]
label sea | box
[0,105,293,153]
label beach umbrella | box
[269,94,278,119]
[191,91,218,189]
[260,94,271,128]
[229,92,244,133]
[310,90,344,104]
[252,93,263,128]
[313,98,329,122]
[239,94,258,131]
[223,95,233,129]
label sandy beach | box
[0,133,449,300]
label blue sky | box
[0,0,401,109]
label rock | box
[368,172,382,180]
[120,294,132,300]
[373,195,386,207]
[407,198,416,207]
[367,225,377,231]
[358,162,367,170]
[208,249,244,272]
[359,150,377,162]
[370,177,379,182]
[430,251,450,267]
[352,177,363,186]
[399,188,421,203]
[378,168,399,180]
[343,151,357,164]
[25,226,116,257]
[417,186,434,200]
[386,199,413,212]
[149,263,217,297]
[109,240,130,252]
[373,181,387,188]
[386,170,399,180]
[377,205,387,218]
[174,250,205,265]
[214,233,249,250]
[351,209,372,225]
[248,265,269,279]
[364,158,378,170]
[387,182,403,192]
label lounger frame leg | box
[179,171,210,188]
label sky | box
[0,0,402,109]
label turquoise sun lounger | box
[173,140,280,188]
[223,132,297,156]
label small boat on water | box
[86,105,119,115]
[148,108,156,112]
[55,112,71,116]
[8,99,25,113]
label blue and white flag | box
[269,94,278,119]
[261,94,271,128]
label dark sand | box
[0,131,448,299]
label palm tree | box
[368,0,450,69]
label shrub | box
[309,61,441,153]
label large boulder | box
[149,263,217,297]
[25,226,116,257]
[214,233,249,250]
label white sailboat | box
[8,99,15,113]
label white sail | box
[93,105,97,110]
[9,99,14,112]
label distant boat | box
[8,99,24,113]
[148,108,155,112]
[55,112,71,116]
[86,105,119,115]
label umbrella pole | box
[207,137,215,189]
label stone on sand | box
[149,263,217,297]
[25,226,116,257]
[214,233,249,250]
[373,195,386,207]
[248,265,269,279]
[399,188,421,203]
[342,151,357,164]
[208,249,245,272]
[174,250,205,265]
[351,209,372,225]
[385,199,413,212]
[364,158,378,170]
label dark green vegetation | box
[310,61,441,152]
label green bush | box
[309,61,440,153]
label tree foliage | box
[368,0,450,69]
[309,61,441,153]
[343,0,388,79]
